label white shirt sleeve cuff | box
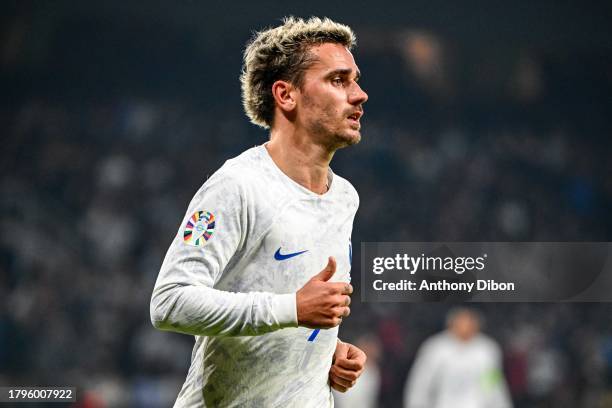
[271,293,298,328]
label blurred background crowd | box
[1,1,611,407]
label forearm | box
[150,283,297,336]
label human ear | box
[271,80,296,112]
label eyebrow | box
[326,68,361,81]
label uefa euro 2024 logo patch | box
[183,210,215,247]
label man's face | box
[450,311,480,342]
[295,43,368,148]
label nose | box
[349,82,368,105]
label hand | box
[296,257,352,329]
[329,340,367,393]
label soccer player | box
[150,17,368,407]
[403,308,513,408]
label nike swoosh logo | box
[274,248,308,261]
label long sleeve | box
[150,284,297,336]
[404,340,438,408]
[150,169,298,336]
[484,344,513,408]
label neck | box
[266,126,334,195]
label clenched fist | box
[329,340,367,393]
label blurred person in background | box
[150,17,368,407]
[404,307,512,408]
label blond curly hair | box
[240,16,356,129]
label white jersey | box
[404,332,513,408]
[151,144,358,407]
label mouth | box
[347,111,363,121]
[347,110,363,128]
